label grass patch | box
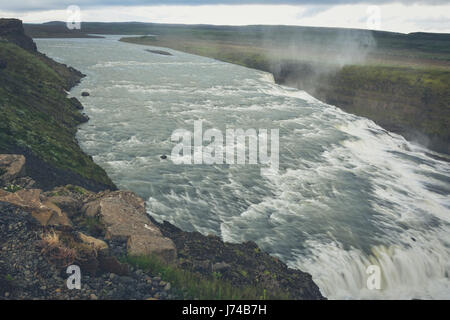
[124,254,290,300]
[66,185,87,195]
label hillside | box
[0,19,115,191]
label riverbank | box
[120,34,450,155]
[0,19,324,300]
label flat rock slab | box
[83,191,177,263]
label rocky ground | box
[0,154,324,300]
[0,155,178,300]
[0,202,174,300]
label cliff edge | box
[0,19,116,191]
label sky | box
[0,0,449,34]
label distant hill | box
[24,21,450,63]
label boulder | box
[81,91,90,97]
[0,188,41,211]
[41,200,72,227]
[47,195,82,217]
[0,188,72,227]
[78,232,108,253]
[127,234,177,264]
[83,191,177,263]
[0,154,26,185]
[98,255,129,276]
[0,19,37,52]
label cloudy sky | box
[1,0,449,33]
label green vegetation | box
[66,184,88,195]
[120,30,450,154]
[80,216,106,236]
[316,65,450,144]
[4,274,14,282]
[0,41,115,187]
[47,184,88,197]
[124,254,290,300]
[2,184,22,193]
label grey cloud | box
[296,6,332,19]
[1,0,450,12]
[406,16,450,29]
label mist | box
[251,26,377,97]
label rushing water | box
[36,36,450,299]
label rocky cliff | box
[0,19,116,191]
[272,61,450,155]
[0,154,324,300]
[0,19,36,52]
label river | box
[36,36,450,299]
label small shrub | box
[4,274,14,282]
[39,231,77,268]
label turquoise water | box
[37,36,450,299]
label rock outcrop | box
[0,151,324,299]
[0,189,72,227]
[83,191,177,264]
[0,201,169,300]
[0,165,177,265]
[0,19,37,52]
[154,219,325,300]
